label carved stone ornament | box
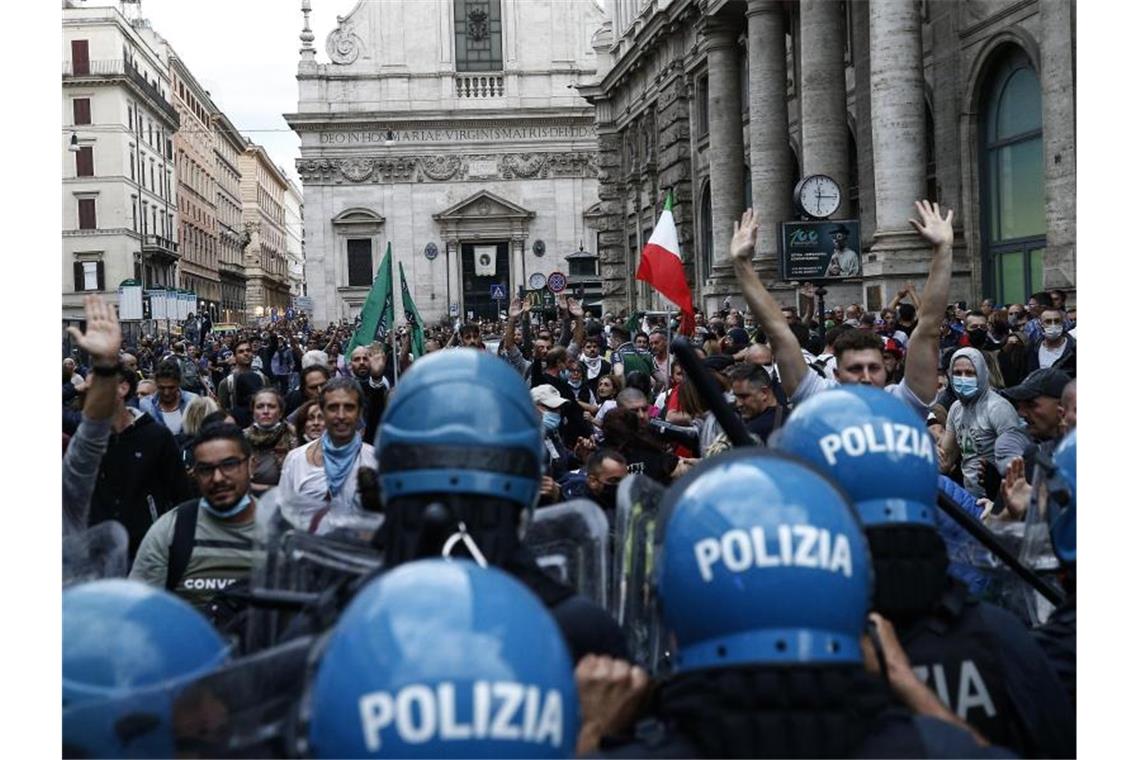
[339,158,374,182]
[424,242,439,260]
[532,240,546,257]
[326,17,362,65]
[467,7,490,41]
[501,153,548,179]
[419,155,463,181]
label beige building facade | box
[239,144,292,315]
[213,112,250,324]
[287,0,606,327]
[582,0,1076,316]
[62,1,180,321]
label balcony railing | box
[142,234,179,257]
[455,73,504,98]
[63,58,180,126]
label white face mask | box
[1043,324,1064,340]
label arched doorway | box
[979,47,1045,305]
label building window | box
[743,166,752,211]
[347,238,373,286]
[78,198,97,230]
[75,146,94,177]
[73,98,91,125]
[979,47,1045,305]
[697,75,710,137]
[454,0,503,72]
[129,150,136,181]
[699,181,713,279]
[73,260,104,292]
[71,40,90,75]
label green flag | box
[398,261,426,358]
[346,242,394,356]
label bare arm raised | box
[904,201,955,404]
[731,209,808,397]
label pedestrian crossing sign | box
[490,283,507,300]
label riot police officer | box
[373,348,627,662]
[600,450,999,757]
[773,385,1075,757]
[307,559,580,758]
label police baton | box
[670,337,754,448]
[935,492,1064,606]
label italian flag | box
[636,192,695,334]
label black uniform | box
[1032,594,1076,707]
[900,582,1076,758]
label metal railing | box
[455,73,504,98]
[63,58,180,125]
[142,234,179,255]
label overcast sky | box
[123,0,352,185]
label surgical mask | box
[966,328,989,349]
[560,369,571,382]
[951,376,980,399]
[1043,324,1064,340]
[542,411,561,431]
[199,493,251,520]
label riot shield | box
[611,474,671,674]
[63,521,129,586]
[523,499,610,609]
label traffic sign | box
[546,271,568,294]
[449,303,460,317]
[489,283,507,301]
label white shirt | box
[791,370,931,417]
[277,439,375,534]
[159,407,184,436]
[1037,339,1068,369]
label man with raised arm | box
[730,200,954,413]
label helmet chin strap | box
[441,522,488,568]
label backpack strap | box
[165,501,200,591]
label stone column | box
[705,19,746,275]
[445,238,461,318]
[1039,0,1076,291]
[868,0,926,245]
[747,0,793,280]
[799,0,850,218]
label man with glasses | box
[130,423,263,611]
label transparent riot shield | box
[523,499,610,609]
[63,521,129,586]
[611,474,671,674]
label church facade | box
[287,0,608,327]
[580,0,1076,315]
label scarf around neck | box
[581,354,603,379]
[321,431,362,497]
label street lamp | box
[68,132,80,153]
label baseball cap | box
[1001,367,1071,402]
[530,384,568,408]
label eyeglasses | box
[192,457,248,479]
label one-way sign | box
[489,283,507,300]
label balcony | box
[141,234,179,261]
[63,58,180,126]
[455,73,504,98]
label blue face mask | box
[951,376,980,399]
[542,411,561,432]
[560,369,571,382]
[200,493,252,520]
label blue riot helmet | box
[63,579,229,757]
[307,559,579,758]
[771,386,947,622]
[655,450,872,672]
[1045,430,1076,567]
[376,349,545,565]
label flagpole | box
[391,322,400,385]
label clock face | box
[528,272,548,290]
[797,174,842,219]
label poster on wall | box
[779,220,862,281]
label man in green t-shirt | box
[129,423,264,611]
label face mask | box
[200,493,251,520]
[966,329,988,349]
[951,376,980,399]
[560,369,571,382]
[542,411,561,432]
[1043,324,1064,340]
[595,482,619,512]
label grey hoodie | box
[946,347,1021,497]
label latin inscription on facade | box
[318,125,596,145]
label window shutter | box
[78,198,96,229]
[73,262,84,292]
[76,147,94,177]
[71,40,90,75]
[96,262,105,291]
[73,98,91,125]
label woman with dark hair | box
[243,387,298,495]
[296,398,325,444]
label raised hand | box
[908,200,954,249]
[508,297,524,320]
[567,297,584,319]
[368,348,387,379]
[66,294,122,365]
[1000,456,1031,520]
[731,208,759,262]
[575,655,652,755]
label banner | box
[398,261,426,358]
